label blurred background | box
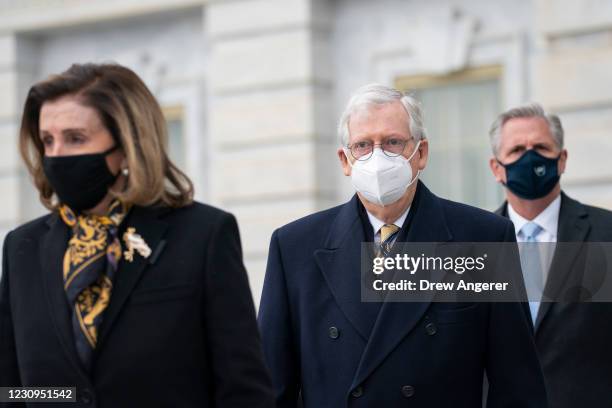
[1,0,612,305]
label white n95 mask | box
[346,141,421,207]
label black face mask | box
[43,145,120,212]
[498,149,561,200]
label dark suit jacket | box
[496,192,612,408]
[0,202,274,408]
[259,181,547,408]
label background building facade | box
[1,0,612,304]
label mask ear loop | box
[493,157,509,187]
[103,144,121,156]
[343,147,354,168]
[103,144,124,183]
[405,139,421,162]
[405,139,422,187]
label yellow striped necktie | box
[379,224,400,257]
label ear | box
[106,147,126,175]
[415,138,429,170]
[338,147,351,176]
[489,156,505,183]
[558,148,568,175]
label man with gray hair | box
[489,102,612,408]
[258,84,547,407]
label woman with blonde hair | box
[0,63,274,407]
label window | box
[396,66,503,210]
[163,105,186,171]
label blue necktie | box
[519,222,543,324]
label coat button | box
[328,326,340,339]
[401,385,415,398]
[425,322,437,336]
[351,386,363,398]
[80,389,93,404]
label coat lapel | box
[95,206,169,351]
[314,195,381,341]
[495,193,591,332]
[40,213,89,379]
[351,182,453,389]
[535,193,589,330]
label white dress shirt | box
[508,195,560,244]
[366,206,410,244]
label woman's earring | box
[122,167,129,176]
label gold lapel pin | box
[123,227,152,262]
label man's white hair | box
[489,103,564,156]
[338,83,427,146]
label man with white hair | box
[258,84,547,407]
[489,103,612,408]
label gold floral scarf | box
[59,199,129,369]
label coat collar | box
[556,192,589,242]
[495,192,589,241]
[322,181,452,249]
[494,201,508,218]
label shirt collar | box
[366,205,411,236]
[507,194,561,239]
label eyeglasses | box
[346,138,413,161]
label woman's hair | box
[20,62,193,210]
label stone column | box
[206,0,336,304]
[533,0,612,208]
[0,34,43,254]
[0,34,21,250]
